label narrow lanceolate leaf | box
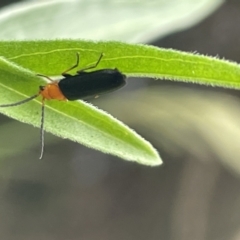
[0,40,240,88]
[0,56,161,166]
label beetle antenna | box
[39,100,45,160]
[0,93,39,107]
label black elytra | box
[59,68,126,100]
[58,53,126,100]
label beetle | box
[0,53,126,159]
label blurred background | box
[0,0,240,239]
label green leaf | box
[0,55,161,166]
[0,0,223,42]
[1,40,240,88]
